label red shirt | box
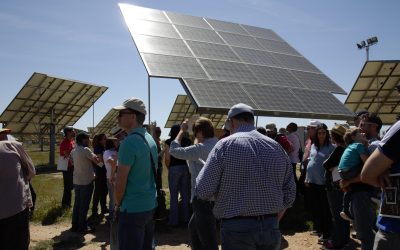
[60,138,75,170]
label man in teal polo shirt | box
[114,97,157,250]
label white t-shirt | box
[103,149,117,179]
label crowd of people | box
[1,97,400,250]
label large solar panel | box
[0,72,108,136]
[119,3,351,120]
[345,60,400,125]
[165,95,227,128]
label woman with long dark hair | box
[323,125,350,249]
[91,133,108,216]
[164,125,191,226]
[305,124,335,244]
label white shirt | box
[103,149,117,179]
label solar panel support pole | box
[49,108,56,167]
[148,76,151,124]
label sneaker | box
[322,240,343,250]
[340,211,353,222]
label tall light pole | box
[357,36,378,61]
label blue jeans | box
[168,164,190,225]
[326,187,350,247]
[189,197,218,250]
[374,229,400,250]
[351,191,376,250]
[221,216,281,250]
[72,182,94,230]
[118,209,155,250]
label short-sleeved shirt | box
[338,143,367,172]
[71,145,96,185]
[0,141,35,219]
[287,132,301,163]
[305,143,335,185]
[118,127,157,213]
[103,149,117,179]
[59,138,75,170]
[376,121,400,233]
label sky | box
[1,0,399,139]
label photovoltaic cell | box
[256,38,301,56]
[249,65,304,88]
[165,12,211,29]
[218,31,264,50]
[186,41,240,62]
[242,84,308,112]
[242,25,284,42]
[290,70,345,93]
[206,19,248,35]
[183,78,257,108]
[142,53,208,79]
[133,35,192,57]
[272,53,321,73]
[199,59,259,83]
[232,47,281,67]
[127,20,180,39]
[293,89,351,115]
[175,25,225,44]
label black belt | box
[223,213,277,221]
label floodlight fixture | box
[356,36,378,61]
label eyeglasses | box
[118,111,134,117]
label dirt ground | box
[30,219,361,250]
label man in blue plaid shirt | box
[196,103,296,250]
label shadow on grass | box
[41,206,69,225]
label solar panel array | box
[93,109,119,136]
[165,95,227,128]
[345,60,400,125]
[120,4,353,120]
[0,72,108,136]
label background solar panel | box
[199,59,258,83]
[142,53,208,79]
[175,25,225,44]
[218,32,264,50]
[183,78,257,108]
[166,12,211,29]
[187,40,240,62]
[206,19,248,35]
[249,65,304,88]
[134,35,192,57]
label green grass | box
[31,173,72,224]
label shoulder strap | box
[131,132,157,180]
